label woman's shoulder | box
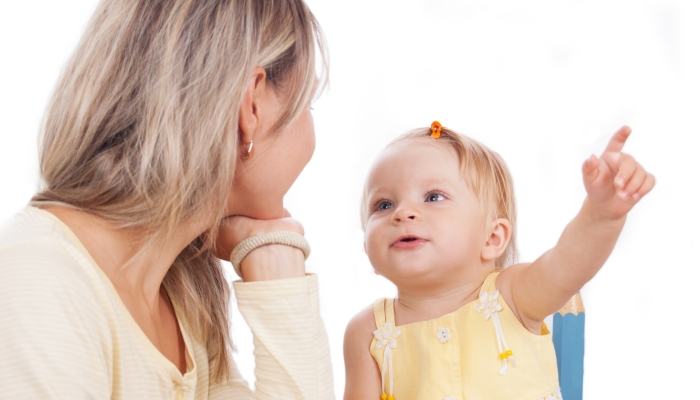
[0,208,116,397]
[0,206,103,310]
[0,205,70,250]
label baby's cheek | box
[364,238,386,271]
[364,242,380,266]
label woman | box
[0,0,333,398]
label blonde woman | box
[0,0,333,398]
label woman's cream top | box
[0,206,334,399]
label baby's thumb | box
[582,154,600,186]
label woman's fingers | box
[213,214,305,261]
[218,213,307,281]
[226,214,303,237]
[213,218,242,260]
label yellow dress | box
[369,272,562,400]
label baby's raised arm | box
[503,126,655,326]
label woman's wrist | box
[240,244,306,281]
[229,230,310,280]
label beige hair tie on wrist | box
[229,231,311,278]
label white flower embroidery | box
[374,321,401,398]
[474,290,502,320]
[436,327,451,343]
[373,321,402,349]
[474,289,517,375]
[444,397,457,400]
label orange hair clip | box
[431,121,442,139]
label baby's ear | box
[481,218,512,261]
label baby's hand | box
[582,126,655,221]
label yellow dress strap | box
[480,271,500,293]
[385,298,395,325]
[373,298,387,330]
[373,298,396,330]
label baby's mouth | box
[392,235,428,248]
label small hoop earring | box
[242,141,254,160]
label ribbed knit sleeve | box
[220,274,335,399]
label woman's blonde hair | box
[32,0,327,383]
[361,127,517,270]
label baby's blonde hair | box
[361,126,518,270]
[32,0,327,383]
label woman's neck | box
[42,205,207,373]
[41,205,207,308]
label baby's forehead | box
[374,137,458,165]
[365,139,466,190]
[373,138,456,165]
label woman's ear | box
[481,218,512,261]
[238,66,268,148]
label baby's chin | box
[378,260,476,289]
[378,264,449,285]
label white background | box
[1,0,698,397]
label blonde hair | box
[32,0,327,383]
[361,127,517,270]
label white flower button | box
[436,327,451,343]
[444,397,456,400]
[474,290,502,320]
[373,322,402,349]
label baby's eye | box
[425,192,446,202]
[376,201,393,211]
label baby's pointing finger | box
[603,126,632,155]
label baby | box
[343,123,654,400]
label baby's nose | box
[393,209,417,222]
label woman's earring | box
[241,141,254,160]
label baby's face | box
[364,139,488,290]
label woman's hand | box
[214,210,307,281]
